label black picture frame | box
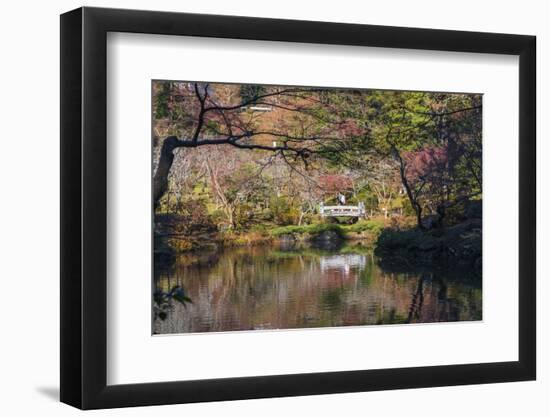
[60,6,536,410]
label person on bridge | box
[337,193,346,205]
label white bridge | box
[319,202,366,218]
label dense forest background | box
[152,81,482,269]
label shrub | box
[167,237,193,252]
[268,196,300,225]
[343,219,385,235]
[271,220,388,241]
[271,223,346,238]
[388,216,417,230]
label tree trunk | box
[227,208,235,230]
[395,150,425,230]
[153,136,180,210]
[435,204,446,228]
[298,211,305,226]
[414,204,423,229]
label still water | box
[153,242,482,334]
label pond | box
[153,242,482,334]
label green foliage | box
[343,219,385,235]
[180,197,213,225]
[271,223,344,237]
[153,81,172,119]
[209,208,227,225]
[153,285,192,321]
[267,196,300,225]
[240,84,265,104]
[234,202,256,230]
[349,187,378,211]
[270,220,384,240]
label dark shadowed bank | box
[375,219,481,272]
[374,200,482,274]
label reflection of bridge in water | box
[319,254,367,274]
[319,202,366,218]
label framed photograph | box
[60,6,536,409]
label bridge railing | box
[319,202,366,217]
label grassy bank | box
[270,219,385,245]
[154,214,387,264]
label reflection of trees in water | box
[407,275,425,323]
[402,271,481,324]
[153,244,482,334]
[378,253,482,320]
